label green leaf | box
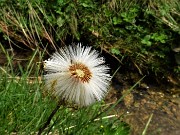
[111,48,121,55]
[113,17,122,25]
[141,35,152,46]
[57,17,65,27]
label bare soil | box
[107,72,180,135]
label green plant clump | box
[0,0,179,76]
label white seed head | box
[43,43,111,106]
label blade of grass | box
[142,113,153,135]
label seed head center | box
[69,63,92,83]
[75,69,85,78]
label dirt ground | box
[107,72,180,135]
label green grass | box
[0,48,131,135]
[0,69,130,135]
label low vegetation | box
[0,0,179,75]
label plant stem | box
[38,100,63,135]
